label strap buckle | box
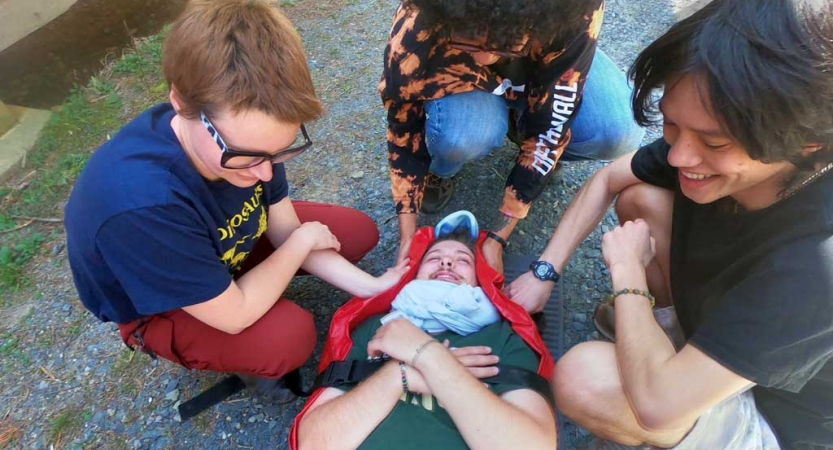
[320,360,359,387]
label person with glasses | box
[383,0,646,276]
[64,0,408,402]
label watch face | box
[535,265,548,277]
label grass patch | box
[0,233,46,295]
[0,332,31,368]
[48,407,85,444]
[0,29,171,298]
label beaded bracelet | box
[607,288,656,308]
[399,361,410,393]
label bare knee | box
[553,341,620,418]
[615,183,672,224]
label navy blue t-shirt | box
[65,103,289,323]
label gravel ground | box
[0,1,703,449]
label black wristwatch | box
[529,260,560,283]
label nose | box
[248,161,273,182]
[666,132,702,169]
[440,256,453,268]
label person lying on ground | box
[64,0,408,403]
[508,0,833,448]
[297,228,556,450]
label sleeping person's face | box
[416,240,478,287]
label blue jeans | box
[424,50,645,177]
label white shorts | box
[598,390,780,450]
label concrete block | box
[0,106,52,179]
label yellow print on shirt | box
[217,185,265,241]
[217,185,269,271]
[399,391,436,412]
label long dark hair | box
[630,0,833,184]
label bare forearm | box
[301,250,380,297]
[399,213,418,242]
[610,263,679,422]
[233,234,312,325]
[490,212,519,240]
[539,170,618,271]
[418,347,555,450]
[298,363,403,450]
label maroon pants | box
[118,201,379,378]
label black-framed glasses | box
[199,111,313,169]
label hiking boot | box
[421,173,455,214]
[593,303,686,350]
[236,374,296,404]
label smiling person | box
[64,0,407,402]
[297,229,556,450]
[505,0,833,448]
[383,0,646,274]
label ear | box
[169,85,183,113]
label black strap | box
[314,360,551,400]
[177,375,246,421]
[486,231,509,249]
[482,366,553,401]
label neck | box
[732,164,796,211]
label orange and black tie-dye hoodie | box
[381,1,605,218]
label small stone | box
[107,409,116,417]
[132,439,142,450]
[62,304,72,313]
[38,381,49,390]
[164,389,179,403]
[350,171,364,179]
[140,430,163,440]
[572,313,587,323]
[166,379,179,393]
[571,322,585,332]
[151,438,172,450]
[51,243,65,256]
[92,411,107,425]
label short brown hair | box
[163,0,323,123]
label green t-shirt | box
[340,314,540,450]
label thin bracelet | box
[486,231,508,249]
[607,288,656,308]
[399,361,410,393]
[411,339,441,367]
